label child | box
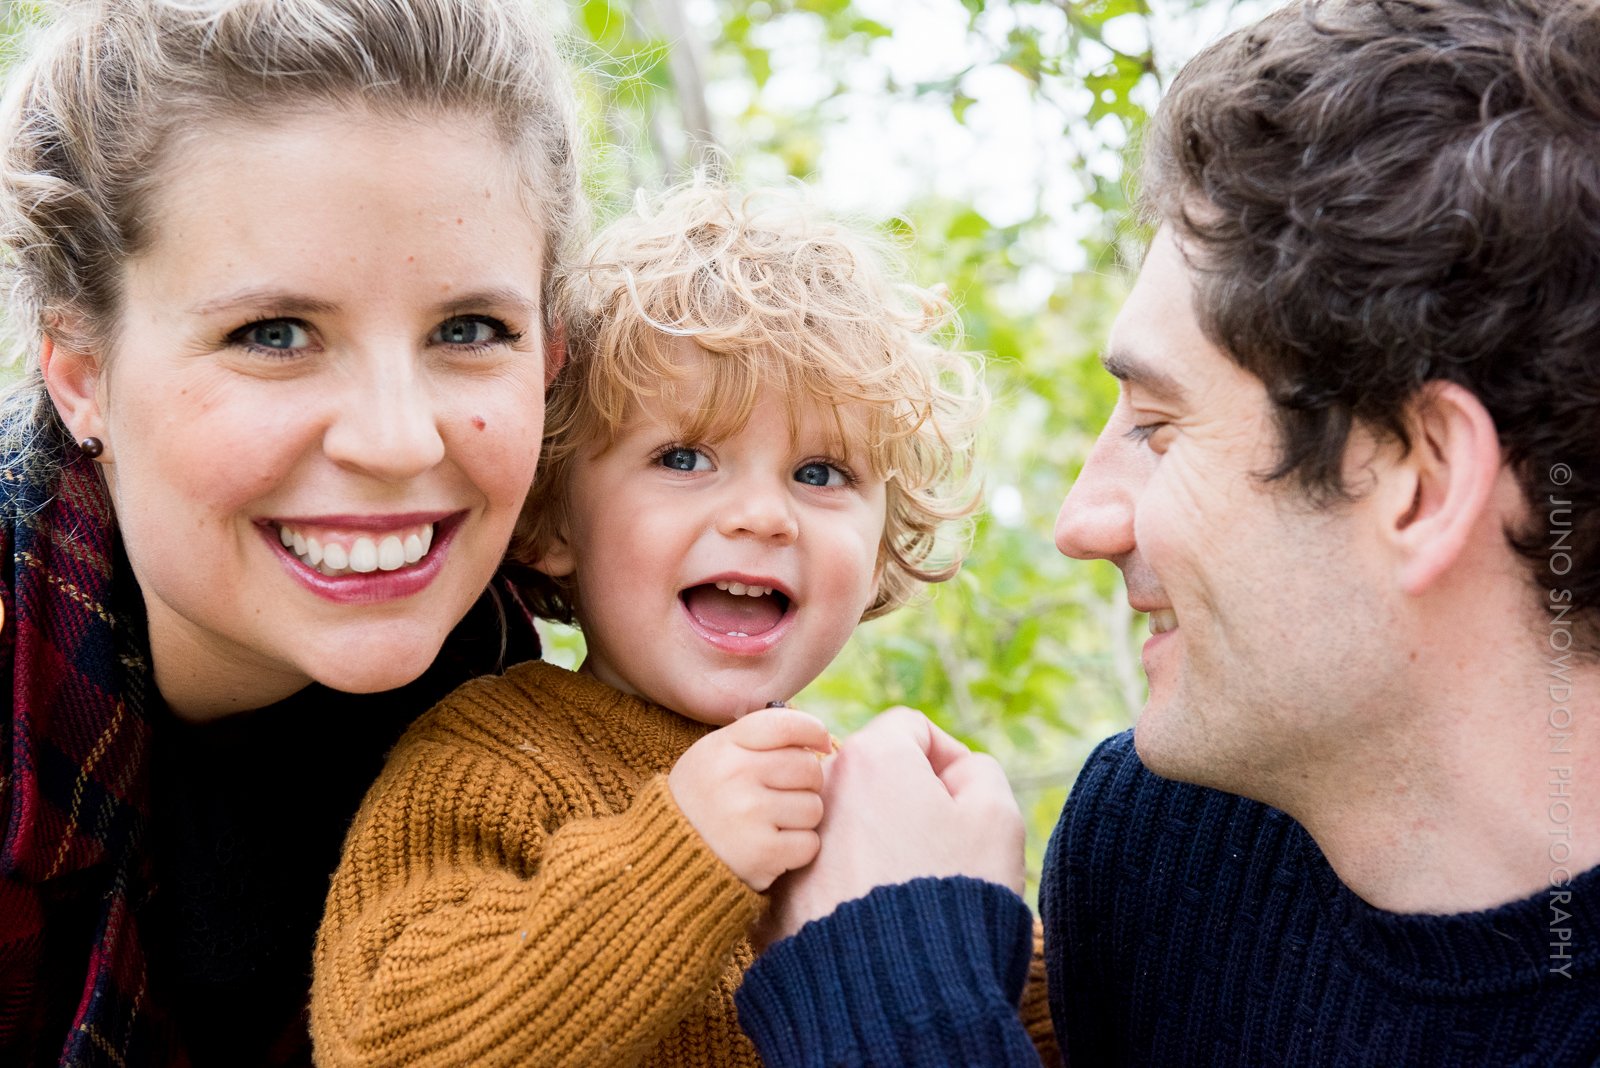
[310,183,984,1068]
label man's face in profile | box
[1054,230,1395,794]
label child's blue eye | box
[794,461,847,487]
[658,447,711,472]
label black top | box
[141,588,540,1067]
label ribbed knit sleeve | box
[310,665,765,1068]
[736,877,1043,1067]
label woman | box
[0,1,582,1063]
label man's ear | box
[39,333,108,449]
[1378,382,1502,595]
[544,321,567,388]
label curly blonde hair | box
[513,181,985,623]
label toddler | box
[311,183,984,1068]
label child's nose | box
[715,478,799,543]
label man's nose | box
[1055,424,1140,561]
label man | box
[734,0,1600,1063]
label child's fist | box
[668,706,832,892]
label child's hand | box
[668,706,832,892]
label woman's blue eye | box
[433,316,501,345]
[239,319,310,351]
[659,447,710,472]
[795,461,846,487]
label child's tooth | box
[322,542,349,571]
[748,586,767,597]
[716,581,730,591]
[377,535,406,571]
[306,536,323,567]
[291,532,307,556]
[279,525,295,548]
[349,537,379,573]
[420,523,434,554]
[403,534,424,564]
[728,582,748,596]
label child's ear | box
[530,531,576,579]
[40,333,109,449]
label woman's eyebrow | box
[187,289,338,317]
[185,287,539,319]
[435,288,539,317]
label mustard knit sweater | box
[310,660,767,1068]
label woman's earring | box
[78,437,104,459]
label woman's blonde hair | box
[0,0,582,471]
[515,181,985,623]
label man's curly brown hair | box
[1142,0,1600,633]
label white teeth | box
[713,580,772,597]
[1149,609,1179,635]
[377,535,405,571]
[349,537,378,573]
[277,521,436,576]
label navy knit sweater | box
[739,731,1599,1067]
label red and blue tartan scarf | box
[0,427,161,1067]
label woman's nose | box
[321,355,447,481]
[1054,426,1139,562]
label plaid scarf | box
[0,426,157,1067]
[0,424,540,1066]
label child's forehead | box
[631,377,873,446]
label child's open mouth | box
[680,580,793,639]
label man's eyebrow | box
[1100,346,1187,402]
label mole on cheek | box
[471,416,487,431]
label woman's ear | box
[544,321,567,388]
[39,333,108,447]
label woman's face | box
[70,109,549,717]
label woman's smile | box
[85,108,551,715]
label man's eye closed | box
[794,461,847,487]
[658,447,711,472]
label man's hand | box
[758,706,1025,946]
[669,706,832,892]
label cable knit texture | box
[311,660,767,1068]
[737,877,1057,1067]
[1043,731,1600,1067]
